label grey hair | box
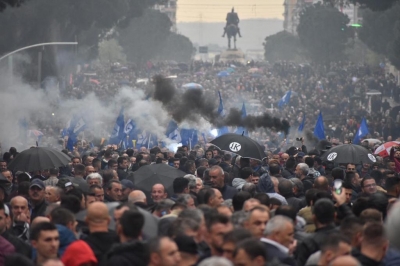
[198,257,233,266]
[242,182,256,196]
[231,210,249,228]
[264,215,293,236]
[176,194,193,206]
[297,163,309,175]
[86,173,103,185]
[222,199,233,208]
[196,177,203,185]
[184,174,197,189]
[178,208,204,224]
[210,165,224,176]
[290,177,304,192]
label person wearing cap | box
[120,180,135,202]
[174,235,199,266]
[29,179,48,221]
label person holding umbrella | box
[209,166,237,200]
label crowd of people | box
[1,139,400,266]
[54,59,400,148]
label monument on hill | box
[222,7,242,50]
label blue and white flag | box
[278,90,291,108]
[313,112,326,140]
[235,102,248,136]
[217,91,229,136]
[166,120,181,143]
[181,129,198,149]
[298,114,306,132]
[353,118,369,144]
[108,107,125,145]
[123,119,138,148]
[66,115,86,151]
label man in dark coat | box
[83,202,118,265]
[209,166,237,200]
[261,215,296,266]
[29,179,48,221]
[103,210,149,266]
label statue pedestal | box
[219,49,246,64]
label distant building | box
[154,0,178,33]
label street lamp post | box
[0,42,78,86]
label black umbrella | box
[75,202,159,238]
[8,147,71,172]
[210,133,267,160]
[128,164,186,198]
[321,144,376,164]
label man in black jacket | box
[296,163,314,193]
[104,210,149,266]
[295,198,338,266]
[209,166,237,200]
[278,179,305,213]
[0,202,31,257]
[83,202,118,265]
[29,179,48,221]
[261,215,296,266]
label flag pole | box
[147,133,151,150]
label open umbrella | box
[248,68,260,73]
[217,71,230,77]
[321,144,376,164]
[8,147,71,172]
[210,133,267,160]
[182,83,203,89]
[374,141,400,158]
[75,202,159,238]
[128,164,186,198]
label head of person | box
[176,194,195,209]
[118,210,144,242]
[10,196,29,222]
[85,202,111,232]
[209,166,225,189]
[318,234,352,266]
[295,163,309,179]
[73,164,86,177]
[172,158,180,169]
[313,198,335,228]
[85,166,95,177]
[198,187,223,208]
[173,177,190,195]
[148,237,181,266]
[151,183,167,203]
[86,173,103,186]
[1,169,13,184]
[264,215,294,248]
[278,179,295,198]
[314,176,330,191]
[342,181,353,204]
[232,191,252,212]
[221,228,253,262]
[49,207,77,234]
[128,190,147,204]
[205,213,233,255]
[106,180,122,201]
[240,167,253,181]
[45,186,61,203]
[184,174,197,193]
[243,205,270,238]
[361,177,377,195]
[89,185,104,202]
[0,202,10,234]
[340,217,364,248]
[29,179,46,204]
[117,156,129,170]
[107,159,118,171]
[233,238,267,266]
[242,198,260,212]
[346,171,361,187]
[120,179,135,201]
[361,222,388,262]
[346,163,356,173]
[195,178,203,193]
[30,222,59,263]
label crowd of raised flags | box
[23,89,371,150]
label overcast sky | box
[176,0,284,22]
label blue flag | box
[166,120,181,142]
[108,107,125,145]
[181,129,198,149]
[353,118,369,144]
[313,112,326,140]
[235,102,248,136]
[217,91,229,136]
[298,114,306,132]
[202,133,207,146]
[66,116,86,151]
[278,91,291,108]
[123,119,138,148]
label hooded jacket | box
[103,240,149,266]
[257,173,288,205]
[62,240,97,266]
[56,224,76,256]
[232,178,247,191]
